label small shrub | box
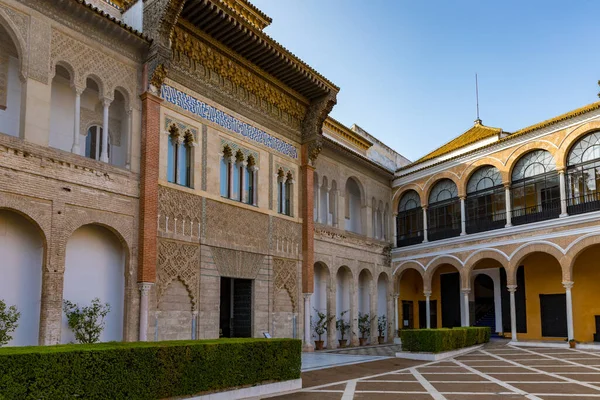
[377,315,387,337]
[311,308,334,341]
[63,298,110,344]
[0,300,20,347]
[400,327,490,353]
[358,312,373,339]
[336,310,351,341]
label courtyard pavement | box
[272,340,600,399]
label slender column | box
[192,310,198,340]
[100,98,111,163]
[138,283,153,341]
[393,213,398,247]
[508,285,518,341]
[422,206,429,243]
[504,184,512,227]
[71,86,83,154]
[325,188,330,224]
[240,162,247,202]
[228,157,234,199]
[460,196,467,236]
[393,294,399,336]
[559,170,568,217]
[563,281,574,341]
[462,289,471,326]
[303,293,314,351]
[252,167,259,206]
[332,190,339,228]
[315,185,321,222]
[424,290,432,329]
[126,108,133,169]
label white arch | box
[393,259,426,276]
[464,248,510,265]
[425,254,464,270]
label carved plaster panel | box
[272,216,301,255]
[273,257,298,312]
[157,239,200,308]
[157,185,202,237]
[210,246,265,280]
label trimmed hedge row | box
[400,327,490,353]
[0,338,301,399]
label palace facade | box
[0,0,598,349]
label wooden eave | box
[324,117,373,152]
[180,0,339,100]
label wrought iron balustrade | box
[465,211,506,234]
[511,200,560,226]
[567,193,600,215]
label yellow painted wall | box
[573,245,600,342]
[398,269,423,329]
[519,253,564,341]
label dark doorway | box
[401,300,414,329]
[219,277,253,338]
[419,300,438,329]
[500,266,527,333]
[540,294,567,338]
[441,272,461,328]
[474,274,495,331]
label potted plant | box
[377,315,387,344]
[569,339,577,349]
[336,310,351,348]
[311,308,334,350]
[358,312,373,346]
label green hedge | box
[0,338,301,399]
[400,327,490,353]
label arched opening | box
[335,266,352,341]
[330,180,338,226]
[49,65,76,152]
[473,274,495,330]
[396,190,423,247]
[62,224,125,344]
[0,24,22,137]
[431,263,462,328]
[377,273,389,340]
[313,171,319,222]
[311,262,330,346]
[107,89,128,168]
[320,176,329,224]
[571,244,600,342]
[515,252,564,340]
[428,179,461,241]
[157,279,193,341]
[345,178,362,234]
[383,203,389,241]
[397,268,426,330]
[0,210,43,346]
[469,258,505,335]
[466,165,506,233]
[358,269,372,320]
[511,150,560,225]
[566,131,600,214]
[371,197,378,239]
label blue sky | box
[250,0,600,161]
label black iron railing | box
[466,211,506,234]
[511,200,561,226]
[427,224,461,241]
[567,193,600,215]
[396,233,424,248]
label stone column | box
[424,290,432,329]
[508,285,518,341]
[39,270,64,345]
[462,289,471,326]
[240,162,247,202]
[460,196,467,235]
[100,97,111,163]
[251,167,259,206]
[504,184,512,227]
[393,213,398,247]
[303,293,313,351]
[563,281,574,341]
[324,187,330,224]
[192,310,198,340]
[71,86,84,154]
[315,184,321,222]
[138,282,153,341]
[126,108,133,170]
[422,206,429,243]
[559,170,568,217]
[228,157,235,199]
[393,294,399,338]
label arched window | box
[511,150,559,225]
[428,179,461,241]
[566,131,600,214]
[345,178,363,234]
[329,180,338,227]
[465,166,506,233]
[277,168,286,215]
[246,155,257,206]
[85,125,109,162]
[396,190,423,247]
[166,127,193,187]
[232,150,244,201]
[220,145,233,197]
[383,203,389,241]
[285,171,294,217]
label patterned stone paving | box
[272,342,600,399]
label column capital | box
[303,293,313,299]
[71,84,85,96]
[423,290,432,297]
[392,293,399,299]
[503,182,511,189]
[562,281,574,290]
[461,288,471,294]
[126,107,133,116]
[102,97,113,107]
[459,195,466,201]
[422,204,428,211]
[557,167,566,174]
[138,282,154,295]
[507,284,517,293]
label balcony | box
[466,211,506,234]
[511,200,561,226]
[567,194,600,216]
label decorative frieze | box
[273,258,298,312]
[157,239,200,308]
[162,84,298,159]
[210,246,265,280]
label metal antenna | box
[475,73,480,123]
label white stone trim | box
[509,340,568,349]
[186,379,302,400]
[396,344,484,361]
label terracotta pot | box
[378,336,385,344]
[569,341,576,349]
[359,338,368,346]
[315,340,324,350]
[338,339,348,348]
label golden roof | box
[219,0,272,30]
[415,120,503,163]
[323,117,372,152]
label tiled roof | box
[414,120,503,163]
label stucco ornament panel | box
[210,246,265,280]
[0,4,29,80]
[158,186,202,236]
[272,216,301,254]
[205,199,269,253]
[50,29,137,101]
[273,258,298,312]
[157,239,200,308]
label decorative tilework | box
[164,115,198,142]
[219,138,259,164]
[201,125,207,191]
[162,84,298,159]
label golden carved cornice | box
[217,0,272,30]
[324,117,372,151]
[172,24,308,121]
